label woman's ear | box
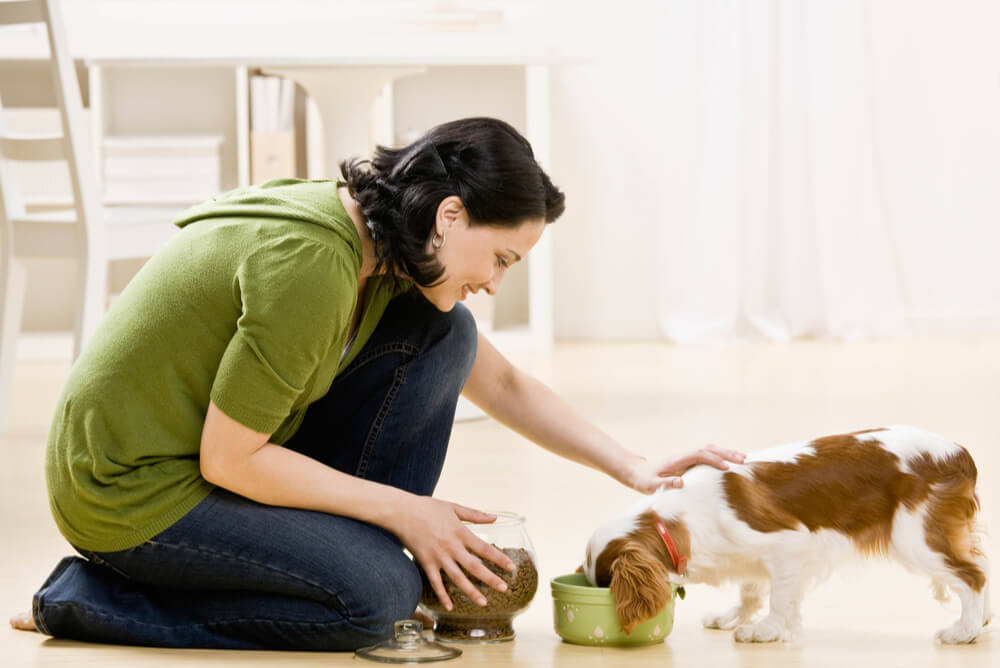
[609,541,672,635]
[435,195,465,234]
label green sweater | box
[45,179,406,552]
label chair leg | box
[73,251,108,361]
[0,251,27,434]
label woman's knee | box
[379,292,478,376]
[332,554,422,647]
[442,302,478,374]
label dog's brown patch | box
[594,510,690,634]
[723,432,905,554]
[723,431,985,590]
[594,510,690,586]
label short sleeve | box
[210,236,353,434]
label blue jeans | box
[33,292,478,650]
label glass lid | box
[355,619,462,664]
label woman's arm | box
[199,400,514,610]
[462,334,744,493]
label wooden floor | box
[3,338,998,666]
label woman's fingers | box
[424,563,454,611]
[706,444,747,463]
[441,559,489,607]
[698,450,729,469]
[452,502,516,577]
[468,535,516,574]
[421,544,512,610]
[455,528,515,592]
[453,504,497,524]
[458,551,509,595]
[672,445,746,473]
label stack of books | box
[250,75,296,184]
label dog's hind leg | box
[935,575,986,644]
[703,581,766,631]
[892,479,987,643]
[900,521,985,643]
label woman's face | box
[417,196,546,312]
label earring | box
[432,232,447,250]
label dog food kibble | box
[419,547,538,642]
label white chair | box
[0,0,180,432]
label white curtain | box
[656,0,908,342]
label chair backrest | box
[0,93,66,221]
[0,0,103,249]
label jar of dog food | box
[418,511,538,643]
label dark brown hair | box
[340,117,565,286]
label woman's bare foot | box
[9,612,37,632]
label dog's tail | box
[921,446,987,594]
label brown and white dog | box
[583,426,991,643]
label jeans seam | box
[39,600,355,631]
[33,555,79,636]
[33,593,51,635]
[356,364,408,479]
[135,541,349,615]
[337,342,418,384]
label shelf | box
[79,59,554,353]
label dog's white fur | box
[583,426,992,643]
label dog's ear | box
[575,564,584,574]
[609,540,672,635]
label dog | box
[582,426,991,643]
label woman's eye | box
[496,256,509,269]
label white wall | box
[7,0,1000,339]
[867,0,1000,333]
[547,0,1000,339]
[549,0,668,339]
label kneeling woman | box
[12,117,743,649]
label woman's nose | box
[482,270,501,296]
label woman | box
[11,117,743,650]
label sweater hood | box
[173,179,357,242]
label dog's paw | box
[734,617,784,643]
[703,608,747,631]
[935,622,982,644]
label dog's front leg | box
[703,582,766,630]
[734,566,805,643]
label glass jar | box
[419,512,538,643]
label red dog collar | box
[655,518,688,575]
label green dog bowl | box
[550,573,682,647]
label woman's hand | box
[387,496,515,611]
[625,445,747,494]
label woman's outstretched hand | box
[388,496,515,611]
[626,445,747,494]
